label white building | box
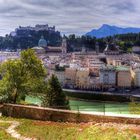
[99,66,116,87]
[132,46,140,53]
[54,71,65,87]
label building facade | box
[134,69,140,87]
[132,46,140,54]
[65,68,77,88]
[75,68,90,89]
[61,37,67,54]
[99,66,116,88]
[54,71,65,87]
[117,66,135,88]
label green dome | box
[38,36,47,47]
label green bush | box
[129,102,140,114]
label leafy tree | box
[0,49,46,103]
[42,74,69,109]
[0,60,26,103]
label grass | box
[25,96,130,115]
[17,120,139,140]
[69,99,129,114]
[129,102,140,114]
[0,117,138,140]
[0,131,16,140]
[0,121,15,140]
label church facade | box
[33,36,67,55]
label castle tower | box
[62,36,67,54]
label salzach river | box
[25,96,130,115]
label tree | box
[0,49,47,103]
[0,60,26,103]
[42,74,69,109]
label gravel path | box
[0,120,37,140]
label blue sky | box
[0,0,140,36]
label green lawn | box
[0,117,139,140]
[0,122,15,140]
[0,131,15,140]
[25,96,130,114]
[69,99,130,114]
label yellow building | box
[65,68,77,88]
[75,68,90,89]
[106,58,122,66]
[134,69,140,87]
[117,66,135,88]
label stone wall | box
[2,104,140,124]
[0,105,3,112]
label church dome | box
[38,36,47,47]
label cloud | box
[110,1,136,14]
[0,0,140,36]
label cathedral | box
[32,36,67,55]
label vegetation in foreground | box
[129,102,140,114]
[41,74,69,108]
[0,117,139,140]
[0,122,15,140]
[0,49,69,109]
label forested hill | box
[0,29,62,51]
[65,33,140,53]
[1,27,140,53]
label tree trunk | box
[13,88,18,104]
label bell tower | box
[62,36,67,54]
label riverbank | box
[64,88,140,102]
[64,89,131,102]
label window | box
[103,73,109,84]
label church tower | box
[95,42,99,54]
[62,36,67,54]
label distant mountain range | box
[86,24,140,38]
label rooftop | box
[116,66,130,71]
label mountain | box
[86,24,140,38]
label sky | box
[0,0,140,36]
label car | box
[125,89,131,93]
[108,88,115,92]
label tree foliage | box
[66,33,140,53]
[0,49,46,103]
[42,74,69,109]
[0,49,69,109]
